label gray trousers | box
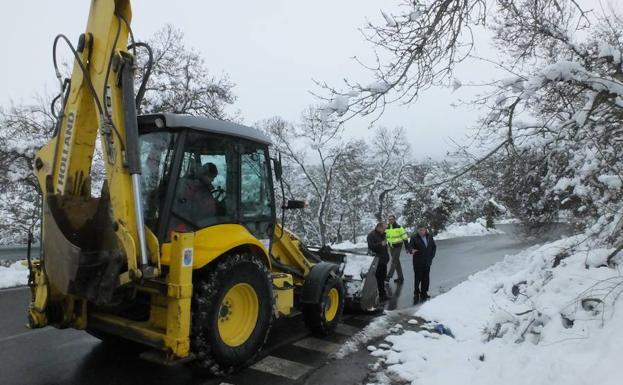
[387,245,404,280]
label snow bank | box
[0,261,28,289]
[435,220,504,240]
[598,174,623,190]
[342,253,373,278]
[335,314,394,359]
[332,239,368,251]
[366,233,623,385]
[335,310,419,359]
[495,218,520,224]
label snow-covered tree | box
[322,0,623,243]
[262,108,363,245]
[136,24,237,120]
[0,99,53,243]
[319,0,488,122]
[366,126,412,221]
[402,161,499,234]
[0,25,238,244]
[472,3,623,236]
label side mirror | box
[283,200,307,210]
[273,156,283,181]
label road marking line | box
[335,323,360,336]
[0,327,52,343]
[0,286,28,293]
[56,335,100,349]
[250,355,314,380]
[293,337,341,354]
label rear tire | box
[191,253,273,373]
[303,274,345,335]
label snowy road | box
[0,224,567,385]
[383,224,564,311]
[0,245,39,263]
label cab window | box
[240,146,272,219]
[139,131,177,233]
[168,132,236,233]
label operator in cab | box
[171,162,223,232]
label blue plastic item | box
[433,324,455,338]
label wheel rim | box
[324,287,340,322]
[218,283,259,347]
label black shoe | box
[421,293,431,300]
[379,293,390,302]
[394,278,404,283]
[413,295,421,304]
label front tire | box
[303,274,345,335]
[191,253,273,373]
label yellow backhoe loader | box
[26,0,379,373]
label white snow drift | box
[365,230,623,385]
[435,220,504,240]
[0,261,28,289]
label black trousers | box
[413,264,430,295]
[376,258,388,296]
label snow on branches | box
[318,0,487,122]
[318,0,622,241]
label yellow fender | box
[160,224,270,269]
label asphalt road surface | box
[382,223,567,310]
[0,224,566,385]
[0,245,40,264]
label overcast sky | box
[0,1,502,160]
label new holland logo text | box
[56,111,75,193]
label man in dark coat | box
[367,222,390,301]
[408,224,436,302]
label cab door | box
[238,142,275,241]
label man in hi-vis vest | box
[384,215,410,283]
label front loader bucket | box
[304,246,380,312]
[340,253,380,311]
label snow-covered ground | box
[362,228,623,385]
[0,260,28,289]
[332,239,368,250]
[435,220,504,240]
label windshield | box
[139,131,177,233]
[168,131,236,232]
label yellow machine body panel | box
[88,232,194,358]
[271,224,313,283]
[90,227,294,360]
[272,273,294,317]
[160,224,270,270]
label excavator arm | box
[30,0,158,327]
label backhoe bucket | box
[42,194,122,304]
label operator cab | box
[137,113,275,243]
